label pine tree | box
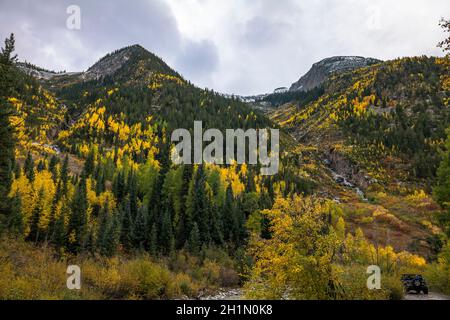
[37,159,46,172]
[84,227,95,255]
[67,174,88,253]
[0,34,17,218]
[132,205,147,250]
[149,223,158,256]
[84,148,95,176]
[119,199,133,250]
[159,206,174,255]
[27,188,45,243]
[246,171,255,192]
[60,155,69,196]
[210,202,224,246]
[49,155,59,182]
[13,161,21,179]
[187,222,200,255]
[185,165,210,245]
[437,18,450,53]
[127,172,138,219]
[96,203,110,253]
[97,204,121,257]
[222,185,237,243]
[52,201,67,249]
[234,197,247,245]
[113,171,126,205]
[105,210,121,257]
[95,167,105,195]
[434,128,450,235]
[0,33,17,65]
[180,165,193,209]
[46,191,59,241]
[24,151,35,182]
[8,191,23,236]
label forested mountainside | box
[269,55,450,264]
[1,30,450,300]
[272,56,449,181]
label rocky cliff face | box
[16,62,72,80]
[289,56,381,92]
[82,45,146,81]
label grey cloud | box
[0,0,448,95]
[174,39,219,86]
[0,0,183,71]
[241,17,290,47]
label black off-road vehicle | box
[401,274,429,294]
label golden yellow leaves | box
[9,171,56,236]
[147,73,184,90]
[107,88,119,96]
[351,94,375,117]
[216,163,245,197]
[87,179,116,211]
[245,195,428,299]
[7,85,65,154]
[148,82,162,90]
[59,104,159,167]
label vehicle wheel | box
[423,288,428,294]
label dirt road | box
[404,292,450,300]
[202,289,450,300]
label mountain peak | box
[83,44,177,81]
[290,56,381,91]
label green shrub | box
[382,276,404,300]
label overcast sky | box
[0,0,448,95]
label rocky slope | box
[289,56,381,91]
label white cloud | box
[0,0,448,95]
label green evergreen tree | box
[159,206,174,255]
[0,34,17,220]
[149,223,158,256]
[222,185,237,243]
[97,205,121,257]
[84,227,95,255]
[37,159,46,172]
[210,202,224,246]
[434,128,450,235]
[185,165,210,245]
[60,155,69,195]
[96,202,110,253]
[46,191,59,241]
[52,201,67,250]
[113,171,126,204]
[13,161,21,179]
[49,155,59,182]
[84,148,95,176]
[187,222,200,255]
[105,210,121,256]
[24,151,35,182]
[95,167,105,195]
[127,172,138,219]
[0,33,17,65]
[67,174,88,253]
[132,205,147,250]
[8,191,23,236]
[119,200,133,250]
[27,188,44,243]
